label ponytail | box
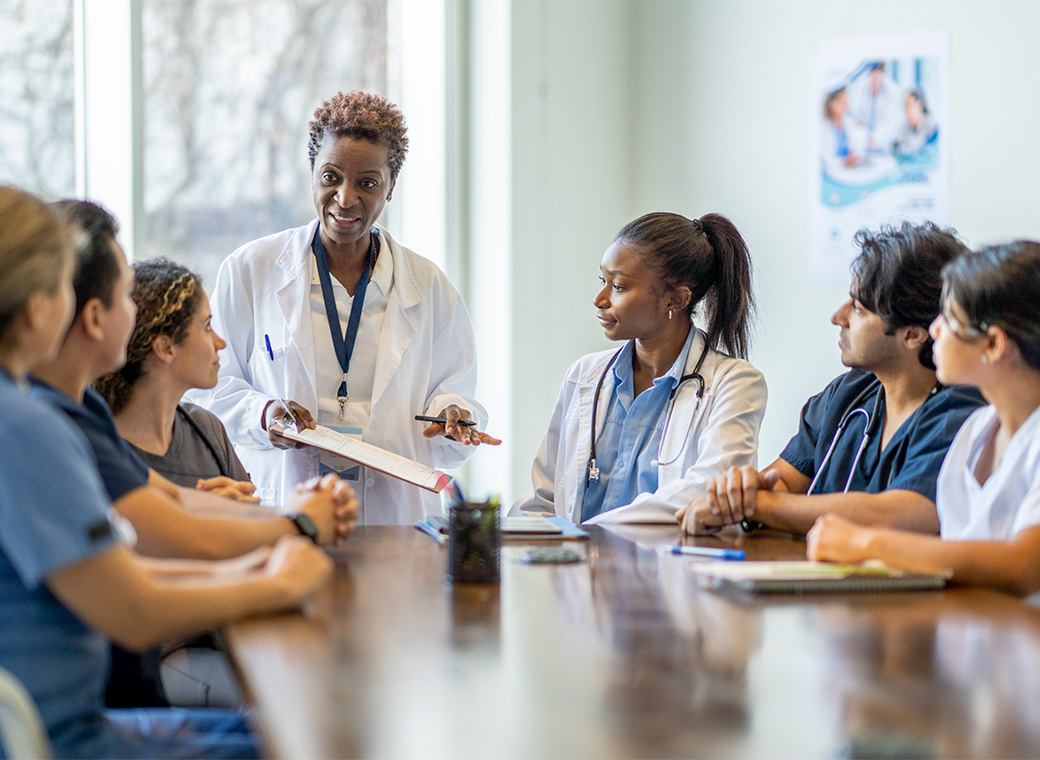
[698,213,755,359]
[616,211,756,359]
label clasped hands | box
[676,465,787,535]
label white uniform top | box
[193,220,487,524]
[511,328,767,524]
[938,404,1040,541]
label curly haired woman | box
[96,258,256,501]
[191,91,499,521]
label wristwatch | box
[740,519,763,534]
[288,513,320,544]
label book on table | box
[687,560,951,594]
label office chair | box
[0,667,51,759]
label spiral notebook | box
[689,561,951,594]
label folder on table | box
[279,425,451,493]
[689,561,951,594]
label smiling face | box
[311,135,395,254]
[830,290,900,372]
[594,240,674,342]
[170,291,226,392]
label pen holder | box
[447,501,500,584]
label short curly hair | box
[94,258,203,414]
[307,91,409,180]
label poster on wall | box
[810,31,949,281]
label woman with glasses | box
[512,212,766,524]
[808,241,1040,596]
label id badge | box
[318,424,363,481]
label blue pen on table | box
[666,545,745,561]
[414,415,477,427]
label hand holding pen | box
[418,404,502,446]
[264,398,316,449]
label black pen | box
[414,415,478,427]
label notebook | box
[689,561,951,594]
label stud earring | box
[981,355,989,364]
[668,309,673,320]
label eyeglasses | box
[936,309,988,342]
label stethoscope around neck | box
[807,380,885,495]
[585,328,710,489]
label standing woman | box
[196,91,499,522]
[95,258,256,501]
[513,212,767,524]
[808,242,1040,596]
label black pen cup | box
[447,501,501,583]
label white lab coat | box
[512,329,767,524]
[192,220,487,524]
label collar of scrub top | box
[807,377,941,495]
[585,327,709,488]
[311,225,381,420]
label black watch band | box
[289,513,320,544]
[740,519,763,534]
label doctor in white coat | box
[513,212,766,524]
[195,91,499,524]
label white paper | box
[279,425,450,493]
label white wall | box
[628,0,1040,464]
[483,0,1040,504]
[493,0,637,503]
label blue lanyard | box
[311,226,380,416]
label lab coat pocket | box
[247,339,287,389]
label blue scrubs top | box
[30,380,149,501]
[780,369,985,500]
[0,371,126,758]
[582,328,696,522]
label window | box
[141,0,389,288]
[0,0,76,198]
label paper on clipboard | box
[278,425,451,493]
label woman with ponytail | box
[513,212,766,524]
[96,259,256,501]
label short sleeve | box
[780,383,839,479]
[887,386,986,502]
[0,402,119,588]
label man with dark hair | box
[681,221,985,535]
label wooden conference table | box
[224,524,1040,759]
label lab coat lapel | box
[572,354,615,518]
[369,232,419,418]
[658,329,708,477]
[274,223,319,404]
